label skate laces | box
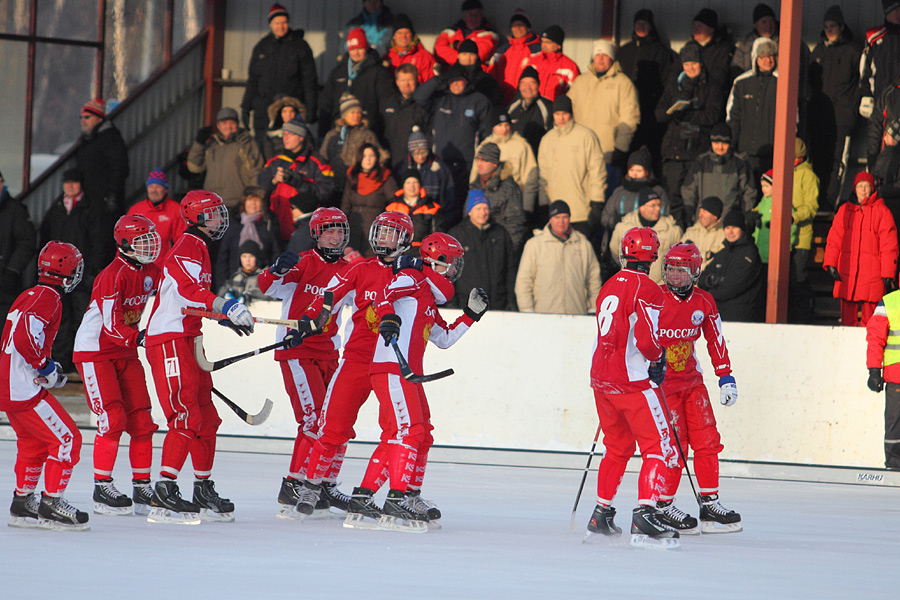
[405,493,435,515]
[662,503,691,522]
[323,482,351,504]
[97,480,125,498]
[704,498,729,516]
[50,496,80,517]
[297,484,320,506]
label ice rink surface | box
[0,439,895,600]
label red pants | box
[660,385,724,498]
[279,356,337,478]
[77,358,158,480]
[6,393,82,496]
[840,299,876,327]
[594,387,679,506]
[147,337,219,479]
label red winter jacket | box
[383,39,438,84]
[525,51,580,101]
[489,32,541,105]
[823,192,899,302]
[434,19,499,66]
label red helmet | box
[664,242,702,294]
[420,232,465,282]
[38,241,84,293]
[310,207,350,260]
[619,227,660,265]
[114,215,161,264]
[368,211,414,258]
[180,190,229,240]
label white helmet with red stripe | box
[368,211,414,258]
[38,241,84,293]
[310,207,350,260]
[114,214,161,264]
[181,190,229,240]
[420,232,465,282]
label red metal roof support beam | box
[767,0,804,323]
[203,0,226,125]
[95,0,106,99]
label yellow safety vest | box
[883,291,900,366]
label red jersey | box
[126,197,186,268]
[145,232,217,346]
[524,51,580,101]
[73,255,161,362]
[590,268,665,394]
[258,249,349,361]
[371,268,472,376]
[0,285,61,410]
[488,32,541,104]
[383,41,438,83]
[657,285,732,394]
[434,24,499,66]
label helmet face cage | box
[199,203,230,240]
[368,213,413,258]
[310,208,350,260]
[116,216,162,264]
[128,231,162,264]
[38,241,84,292]
[619,227,660,267]
[663,243,702,295]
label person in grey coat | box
[469,142,526,258]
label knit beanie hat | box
[238,240,264,266]
[854,171,876,189]
[407,126,429,152]
[445,64,470,82]
[347,27,369,51]
[699,196,724,218]
[722,210,746,230]
[216,106,239,122]
[81,98,106,118]
[146,169,168,189]
[693,8,718,30]
[339,93,362,117]
[823,5,845,27]
[710,122,732,143]
[476,142,501,164]
[552,94,572,114]
[519,65,540,84]
[548,200,570,218]
[393,13,414,35]
[63,168,84,183]
[465,189,489,214]
[510,9,531,29]
[400,168,422,186]
[268,3,288,22]
[884,0,900,15]
[680,41,703,65]
[634,9,654,25]
[637,187,660,207]
[489,109,511,129]
[542,25,565,47]
[283,117,309,138]
[627,146,652,171]
[761,169,774,186]
[592,39,616,60]
[457,39,479,56]
[462,0,483,11]
[753,3,776,24]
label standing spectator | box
[680,123,756,227]
[469,142,527,257]
[386,169,444,254]
[690,8,733,92]
[524,26,580,102]
[0,170,37,326]
[261,95,308,161]
[731,3,779,78]
[601,146,670,233]
[341,144,398,256]
[751,169,796,267]
[617,9,676,166]
[727,37,779,179]
[471,111,538,220]
[681,196,725,271]
[788,136,820,324]
[75,98,129,216]
[455,39,502,107]
[346,0,394,58]
[126,169,186,268]
[320,28,394,140]
[507,66,553,157]
[537,95,606,239]
[434,0,501,67]
[823,172,898,327]
[241,3,318,152]
[284,192,319,254]
[488,9,541,105]
[382,64,431,175]
[698,210,765,322]
[515,200,601,314]
[808,6,862,209]
[656,41,725,228]
[215,186,281,289]
[872,77,900,212]
[448,190,516,310]
[859,0,900,164]
[610,187,683,284]
[187,107,264,211]
[382,14,437,84]
[865,285,900,470]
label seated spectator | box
[508,66,553,158]
[681,123,756,226]
[394,126,456,222]
[385,169,444,255]
[456,39,501,106]
[488,9,541,105]
[448,190,516,310]
[261,94,308,160]
[382,64,430,167]
[285,191,319,254]
[320,93,386,205]
[187,106,264,211]
[215,186,281,289]
[609,187,683,284]
[217,240,276,305]
[524,25,580,102]
[751,169,797,266]
[383,13,437,83]
[126,169,186,268]
[345,0,394,57]
[823,172,899,327]
[681,196,725,271]
[515,200,601,314]
[698,209,765,322]
[341,143,398,256]
[259,117,335,241]
[434,0,501,67]
[0,169,37,326]
[600,146,670,232]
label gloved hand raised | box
[270,251,299,277]
[393,255,423,274]
[718,375,738,406]
[464,288,489,321]
[868,368,885,393]
[378,313,402,346]
[196,125,214,145]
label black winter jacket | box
[413,76,492,166]
[656,67,724,161]
[75,120,129,214]
[470,165,526,254]
[320,52,394,139]
[809,29,862,132]
[727,69,777,160]
[447,219,516,311]
[507,94,552,156]
[698,233,764,322]
[618,31,676,132]
[381,92,430,169]
[0,190,37,304]
[39,195,108,280]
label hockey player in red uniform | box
[586,226,681,549]
[257,207,355,518]
[73,215,162,516]
[2,241,90,530]
[655,242,742,534]
[144,190,256,524]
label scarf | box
[356,169,387,196]
[63,192,83,214]
[239,212,263,248]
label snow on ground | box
[0,439,895,599]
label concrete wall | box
[138,300,884,469]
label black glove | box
[827,266,842,282]
[610,149,628,168]
[241,109,252,129]
[196,125,214,145]
[378,313,402,346]
[219,319,252,337]
[296,315,322,337]
[587,201,604,232]
[393,255,423,274]
[136,330,146,348]
[464,288,490,321]
[282,168,303,188]
[270,251,300,277]
[885,278,896,294]
[868,368,885,393]
[648,360,666,385]
[282,328,304,348]
[749,211,763,230]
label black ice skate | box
[132,479,154,516]
[9,491,40,528]
[630,505,680,550]
[342,487,383,530]
[291,480,322,519]
[93,478,133,516]
[657,500,700,535]
[147,479,201,525]
[699,494,742,534]
[405,489,441,529]
[321,481,352,513]
[37,493,90,531]
[584,504,622,541]
[276,477,302,519]
[193,479,235,522]
[378,489,428,533]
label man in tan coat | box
[471,111,539,214]
[515,200,601,314]
[681,196,725,271]
[609,188,682,284]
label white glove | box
[35,361,66,389]
[225,300,254,331]
[464,288,490,321]
[719,375,738,406]
[860,96,874,119]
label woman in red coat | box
[824,171,899,326]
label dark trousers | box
[886,383,900,469]
[661,159,690,229]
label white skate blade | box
[583,529,622,544]
[276,503,300,519]
[701,520,743,534]
[377,514,427,533]
[8,515,40,529]
[147,506,201,525]
[426,518,441,530]
[199,507,234,523]
[132,503,151,516]
[630,533,680,550]
[37,517,90,532]
[675,525,701,536]
[342,512,381,530]
[93,502,133,516]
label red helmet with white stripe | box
[114,214,161,264]
[368,211,414,258]
[310,207,350,261]
[664,242,702,295]
[180,190,229,240]
[619,227,660,266]
[420,232,465,282]
[38,241,84,293]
